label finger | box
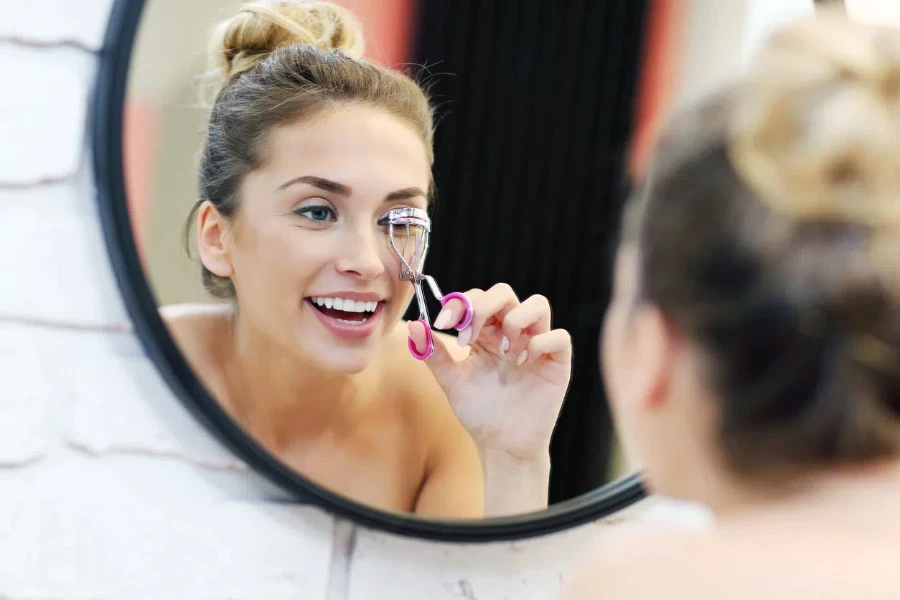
[516,328,573,368]
[461,283,519,349]
[407,321,460,389]
[408,319,430,355]
[499,294,552,357]
[432,289,480,331]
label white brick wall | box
[9,0,859,597]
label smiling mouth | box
[308,297,381,325]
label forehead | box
[259,105,431,187]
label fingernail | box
[517,349,528,366]
[500,336,510,355]
[457,327,472,347]
[434,309,452,330]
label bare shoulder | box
[382,323,476,446]
[562,525,899,600]
[381,323,482,516]
[562,528,718,600]
[381,322,469,384]
[158,303,233,372]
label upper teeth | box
[311,297,378,312]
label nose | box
[334,227,387,281]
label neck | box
[695,457,900,522]
[222,310,370,451]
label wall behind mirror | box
[123,0,651,519]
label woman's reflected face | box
[601,247,644,465]
[213,105,432,373]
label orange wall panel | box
[629,0,683,178]
[336,0,416,69]
[122,98,160,264]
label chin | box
[304,343,378,375]
[324,357,373,375]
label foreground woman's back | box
[565,468,900,599]
[565,12,900,599]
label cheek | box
[285,236,330,270]
[382,242,402,278]
[390,272,416,312]
[269,230,337,278]
[601,301,627,403]
[232,232,331,301]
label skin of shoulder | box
[561,529,712,600]
[381,324,485,519]
[159,303,233,372]
[560,524,900,600]
[161,305,484,518]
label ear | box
[628,303,677,411]
[196,201,234,279]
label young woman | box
[564,13,900,598]
[161,1,572,519]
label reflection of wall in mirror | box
[124,0,416,306]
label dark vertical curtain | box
[407,1,649,503]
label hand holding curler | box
[408,283,572,463]
[384,207,572,467]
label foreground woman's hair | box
[623,13,900,478]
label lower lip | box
[305,299,383,340]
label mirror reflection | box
[125,0,644,519]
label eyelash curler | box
[382,207,474,360]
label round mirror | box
[94,0,648,541]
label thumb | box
[408,320,459,389]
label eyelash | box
[294,204,416,229]
[294,204,337,223]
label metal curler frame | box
[384,208,474,360]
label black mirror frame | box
[91,0,647,543]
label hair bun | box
[208,0,365,80]
[728,11,900,232]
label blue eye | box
[295,205,336,222]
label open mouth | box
[308,297,381,326]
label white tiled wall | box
[2,0,852,597]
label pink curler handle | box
[408,318,435,360]
[440,292,474,331]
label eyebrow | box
[277,175,427,203]
[278,175,350,195]
[385,187,428,202]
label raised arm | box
[408,285,572,518]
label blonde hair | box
[187,0,435,299]
[624,11,900,477]
[208,1,365,80]
[730,12,900,273]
